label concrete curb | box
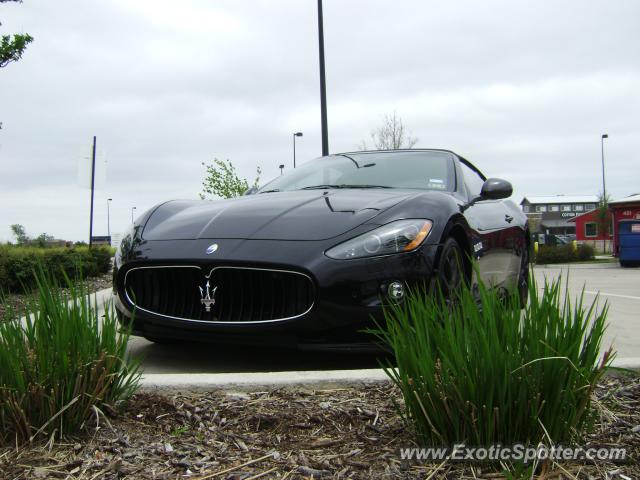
[609,357,640,371]
[139,369,390,392]
[18,287,114,327]
[533,263,619,269]
[138,358,640,392]
[94,288,114,308]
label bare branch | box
[363,111,418,150]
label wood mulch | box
[0,374,638,479]
[0,272,113,321]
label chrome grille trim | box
[122,265,315,324]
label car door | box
[457,160,518,288]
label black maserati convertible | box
[113,149,529,350]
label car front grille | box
[123,265,315,323]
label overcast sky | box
[1,0,639,242]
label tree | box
[595,193,612,254]
[10,223,28,244]
[1,0,33,69]
[1,0,33,131]
[200,158,261,199]
[35,232,54,247]
[360,111,418,151]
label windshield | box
[259,150,455,193]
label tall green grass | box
[375,275,614,446]
[0,269,140,444]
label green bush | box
[0,245,113,293]
[535,243,595,264]
[0,269,140,444]
[374,275,613,447]
[576,243,595,261]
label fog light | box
[388,281,405,301]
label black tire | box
[436,237,465,300]
[517,244,529,308]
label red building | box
[570,195,640,256]
[608,194,640,256]
[568,209,612,248]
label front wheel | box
[436,237,465,300]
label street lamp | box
[601,134,608,201]
[131,206,137,224]
[279,164,285,176]
[293,132,303,168]
[317,0,329,156]
[107,198,112,239]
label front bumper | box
[113,239,441,350]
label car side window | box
[460,162,485,198]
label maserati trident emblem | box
[206,243,219,255]
[198,280,218,312]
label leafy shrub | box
[89,246,114,274]
[535,244,595,264]
[0,269,140,444]
[576,243,595,261]
[374,276,613,446]
[0,245,113,293]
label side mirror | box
[480,178,512,200]
[243,186,259,196]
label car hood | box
[142,190,423,241]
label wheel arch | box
[436,215,474,282]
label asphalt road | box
[534,262,640,362]
[123,262,639,374]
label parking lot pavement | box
[127,336,383,374]
[533,263,640,360]
[123,263,639,374]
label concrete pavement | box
[533,263,639,359]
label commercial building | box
[520,195,599,235]
[568,209,613,252]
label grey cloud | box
[1,0,639,241]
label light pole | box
[279,164,285,176]
[317,0,329,156]
[131,206,136,224]
[601,134,608,201]
[107,198,112,239]
[600,134,610,255]
[89,135,97,247]
[293,132,303,168]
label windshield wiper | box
[301,184,342,190]
[259,189,280,193]
[301,184,391,190]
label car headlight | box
[325,219,433,260]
